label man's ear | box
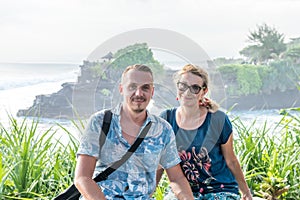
[119,84,123,95]
[151,87,154,98]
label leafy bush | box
[218,64,264,96]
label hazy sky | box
[1,0,299,63]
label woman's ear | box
[203,87,209,96]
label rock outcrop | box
[17,61,179,119]
[17,61,300,119]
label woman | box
[157,64,252,200]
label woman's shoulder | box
[159,107,177,119]
[210,109,227,117]
[208,109,230,123]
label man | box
[74,64,193,200]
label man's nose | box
[134,87,143,96]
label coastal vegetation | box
[92,25,300,99]
[215,23,300,97]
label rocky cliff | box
[17,61,179,119]
[17,61,300,119]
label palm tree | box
[240,23,286,64]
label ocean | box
[0,63,81,143]
[0,62,287,143]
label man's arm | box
[74,154,106,200]
[165,164,194,200]
[156,165,164,186]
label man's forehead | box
[123,70,153,82]
[128,82,154,85]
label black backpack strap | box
[99,109,112,150]
[94,121,152,182]
[166,109,171,123]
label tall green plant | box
[0,115,80,199]
[232,113,300,199]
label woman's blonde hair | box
[173,64,219,113]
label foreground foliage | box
[0,110,299,199]
[232,109,300,199]
[0,115,80,199]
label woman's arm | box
[221,134,252,200]
[165,164,194,200]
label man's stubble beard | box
[132,104,145,113]
[130,96,147,113]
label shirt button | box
[124,186,129,191]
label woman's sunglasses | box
[177,82,204,94]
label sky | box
[0,0,300,64]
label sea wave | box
[0,63,79,90]
[0,73,77,90]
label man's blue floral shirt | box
[77,105,180,199]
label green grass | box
[0,115,80,199]
[0,110,299,199]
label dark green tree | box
[240,23,286,64]
[109,43,164,82]
[90,43,164,82]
